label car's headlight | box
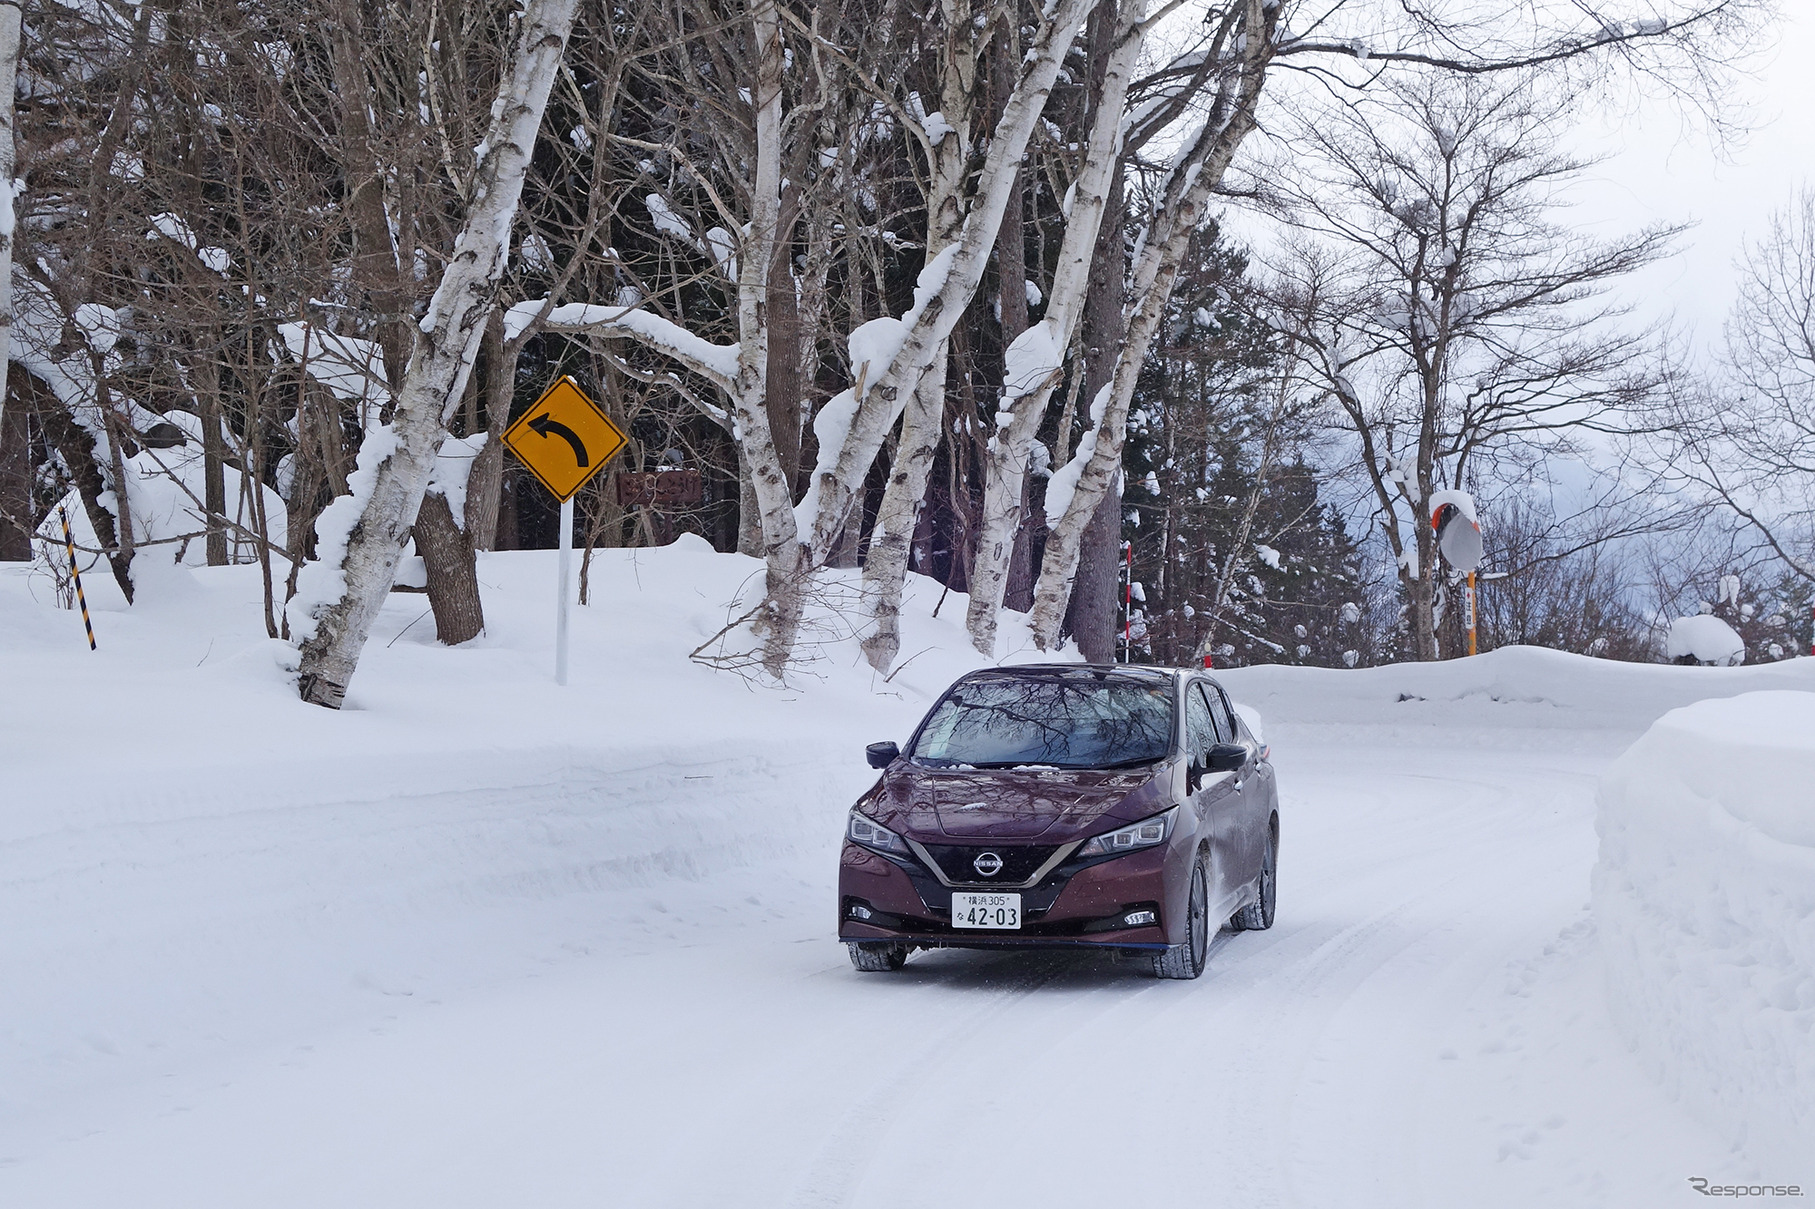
[847,810,909,855]
[1078,808,1177,857]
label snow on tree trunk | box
[797,0,1101,564]
[963,0,1144,657]
[858,0,976,672]
[291,0,580,708]
[859,344,949,671]
[1029,1,1277,651]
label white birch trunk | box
[857,0,976,672]
[731,0,805,678]
[1029,0,1277,651]
[798,0,1101,562]
[858,343,949,671]
[0,0,21,429]
[292,0,581,707]
[963,0,1146,657]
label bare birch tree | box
[292,0,581,708]
[957,0,1148,660]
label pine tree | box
[1119,226,1364,668]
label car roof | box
[961,663,1182,684]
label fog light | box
[848,903,874,920]
[1123,909,1157,926]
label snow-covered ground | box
[3,545,1811,1207]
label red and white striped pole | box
[1122,542,1132,663]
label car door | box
[1208,680,1265,889]
[1185,680,1241,909]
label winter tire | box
[1154,856,1210,980]
[1231,821,1277,932]
[848,941,909,972]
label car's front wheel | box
[1153,856,1209,980]
[848,941,909,972]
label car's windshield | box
[909,674,1175,769]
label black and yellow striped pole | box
[57,505,97,651]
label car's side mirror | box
[866,741,900,769]
[1207,743,1247,773]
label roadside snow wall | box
[1593,690,1815,1170]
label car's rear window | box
[909,674,1175,769]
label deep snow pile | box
[1593,691,1815,1169]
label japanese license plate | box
[951,892,1021,929]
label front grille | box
[920,843,1062,886]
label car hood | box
[867,763,1174,843]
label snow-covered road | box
[6,553,1805,1207]
[0,722,1753,1207]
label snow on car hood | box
[871,764,1172,842]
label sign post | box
[1465,570,1478,656]
[556,496,574,684]
[501,376,627,685]
[1429,489,1484,657]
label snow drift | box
[1593,690,1815,1170]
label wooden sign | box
[614,469,703,509]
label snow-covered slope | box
[1596,691,1815,1170]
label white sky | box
[1559,7,1815,355]
[1206,8,1812,359]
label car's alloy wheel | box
[1231,824,1277,932]
[848,941,909,972]
[1154,857,1209,980]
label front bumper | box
[837,839,1176,950]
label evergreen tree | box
[1119,225,1365,668]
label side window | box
[1211,684,1239,744]
[1185,684,1215,765]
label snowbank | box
[1217,645,1815,736]
[1593,691,1815,1170]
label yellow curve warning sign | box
[502,377,628,503]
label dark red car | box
[839,664,1278,979]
